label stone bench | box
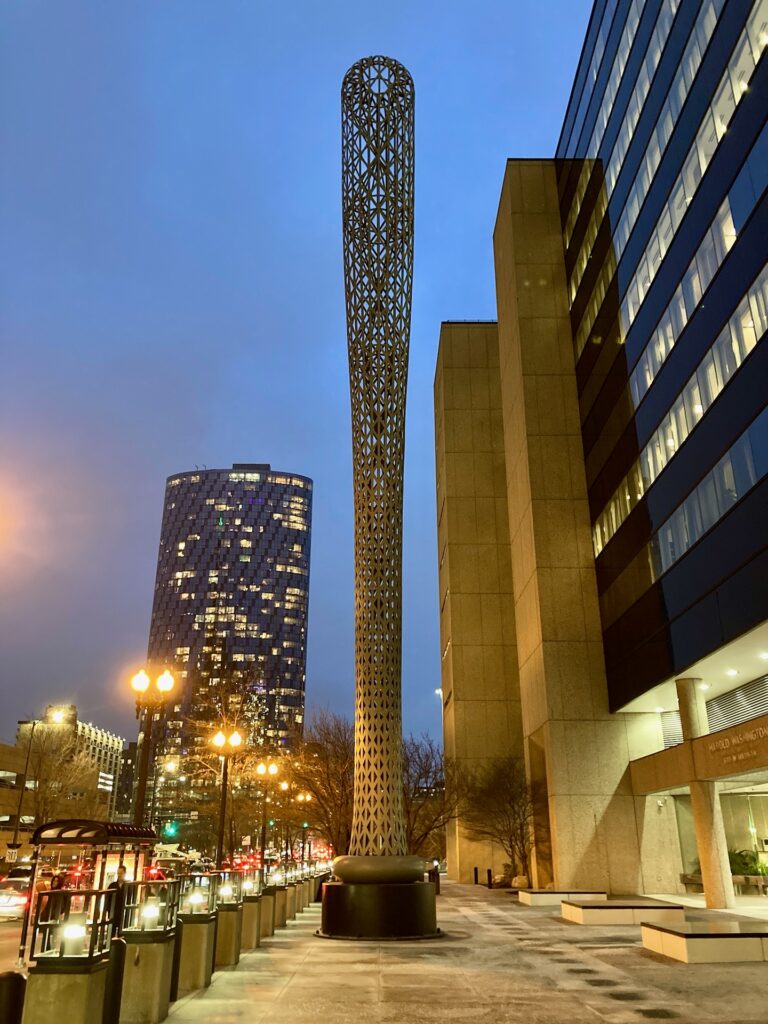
[561,898,686,926]
[681,872,768,896]
[642,920,768,963]
[518,889,607,907]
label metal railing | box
[178,872,219,916]
[120,879,179,936]
[214,869,243,906]
[29,888,115,962]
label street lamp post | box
[130,669,175,828]
[8,721,37,863]
[211,729,242,869]
[296,792,312,869]
[255,760,279,887]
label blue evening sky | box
[0,0,591,743]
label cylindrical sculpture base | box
[295,882,304,913]
[274,887,288,929]
[214,905,242,967]
[241,896,261,951]
[176,916,215,995]
[260,889,275,939]
[319,881,439,940]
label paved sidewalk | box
[168,882,768,1023]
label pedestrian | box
[41,871,65,952]
[108,864,128,935]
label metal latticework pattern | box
[342,56,414,857]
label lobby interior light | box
[759,652,768,661]
[726,669,739,677]
[697,682,711,691]
[654,706,665,713]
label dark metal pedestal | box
[318,881,439,940]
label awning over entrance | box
[631,713,768,794]
[31,819,158,847]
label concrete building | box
[436,1,768,903]
[18,705,125,818]
[434,321,522,881]
[0,742,36,860]
[143,464,312,824]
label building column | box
[675,678,735,909]
[492,160,643,893]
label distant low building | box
[0,742,36,861]
[17,705,126,819]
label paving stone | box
[165,882,768,1023]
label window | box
[575,1,766,358]
[593,263,768,555]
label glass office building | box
[436,1,768,897]
[559,0,768,708]
[144,464,312,820]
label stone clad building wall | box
[434,321,523,882]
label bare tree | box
[27,728,106,824]
[402,734,460,859]
[460,757,535,880]
[289,710,354,856]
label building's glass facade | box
[146,464,312,801]
[556,0,768,709]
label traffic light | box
[164,821,178,837]
[302,821,309,829]
[268,819,275,827]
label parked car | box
[6,865,53,891]
[0,879,29,919]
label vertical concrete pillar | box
[433,321,523,882]
[176,917,215,995]
[214,906,242,967]
[21,964,107,1024]
[676,677,735,909]
[274,886,287,928]
[119,936,175,1024]
[493,159,643,893]
[259,889,275,939]
[241,896,261,951]
[676,677,709,740]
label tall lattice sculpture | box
[322,56,435,938]
[342,56,414,858]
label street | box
[0,920,21,972]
